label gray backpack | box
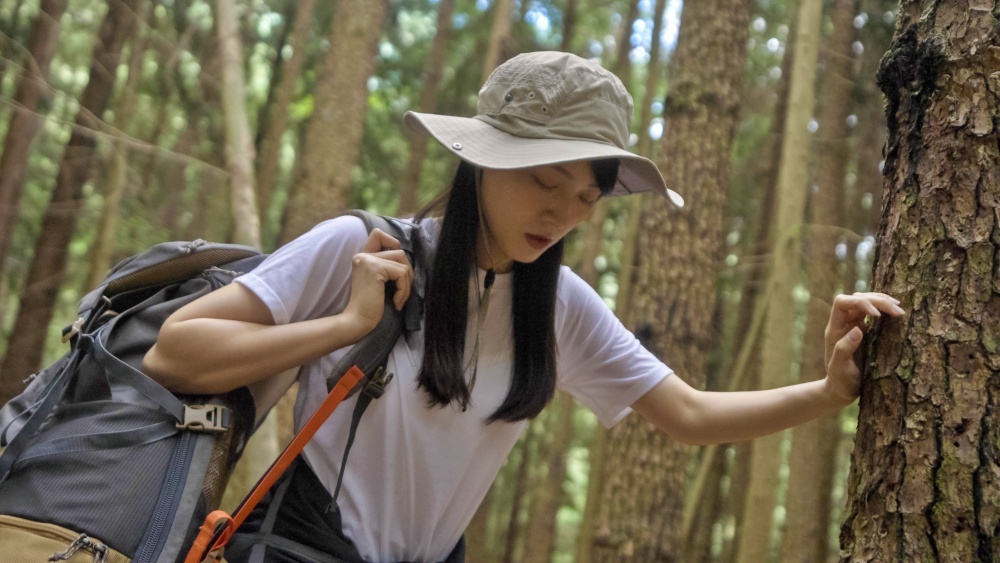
[0,211,423,563]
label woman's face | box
[477,161,602,272]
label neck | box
[474,235,513,274]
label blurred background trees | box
[2,0,994,561]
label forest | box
[0,0,998,561]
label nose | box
[541,191,571,226]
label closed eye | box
[531,174,557,190]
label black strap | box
[0,346,82,482]
[332,390,374,505]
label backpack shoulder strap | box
[325,210,426,502]
[189,211,426,561]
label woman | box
[144,52,903,563]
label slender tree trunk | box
[279,0,387,244]
[612,0,640,89]
[840,1,1000,560]
[715,17,796,559]
[84,2,153,292]
[523,392,576,563]
[397,0,455,215]
[502,422,538,563]
[684,445,728,562]
[560,0,578,53]
[467,486,496,563]
[588,0,750,560]
[216,0,260,249]
[481,0,515,83]
[0,0,67,283]
[0,0,28,95]
[635,0,670,159]
[779,1,858,561]
[735,0,823,560]
[158,125,197,234]
[255,0,316,229]
[0,0,139,385]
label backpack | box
[0,210,423,563]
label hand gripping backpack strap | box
[328,211,419,503]
[185,211,421,563]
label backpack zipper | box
[133,431,194,563]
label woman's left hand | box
[823,292,905,405]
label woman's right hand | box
[342,228,414,334]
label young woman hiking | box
[143,51,904,563]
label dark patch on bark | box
[876,25,946,181]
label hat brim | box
[404,111,682,204]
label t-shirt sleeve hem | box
[597,367,673,429]
[235,273,291,325]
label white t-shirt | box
[236,215,672,562]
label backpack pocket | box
[0,514,132,563]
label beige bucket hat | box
[404,51,683,205]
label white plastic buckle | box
[177,404,229,433]
[61,317,85,343]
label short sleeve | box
[555,267,672,428]
[235,215,368,325]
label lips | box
[525,233,555,250]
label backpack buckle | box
[177,404,230,433]
[61,317,86,343]
[362,366,394,399]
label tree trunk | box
[840,2,1000,560]
[635,0,670,159]
[467,485,496,563]
[735,0,823,560]
[0,0,139,386]
[587,0,750,560]
[502,421,538,563]
[683,445,728,562]
[779,1,858,561]
[523,392,576,563]
[397,0,455,215]
[279,0,387,244]
[481,0,515,83]
[560,0,578,53]
[255,0,316,231]
[612,0,640,90]
[0,0,29,99]
[714,16,797,559]
[0,0,67,286]
[216,0,261,249]
[83,2,153,293]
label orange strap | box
[183,365,366,563]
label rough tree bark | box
[779,1,859,561]
[0,0,140,385]
[279,0,387,244]
[840,1,1000,561]
[586,0,750,560]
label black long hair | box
[414,159,620,423]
